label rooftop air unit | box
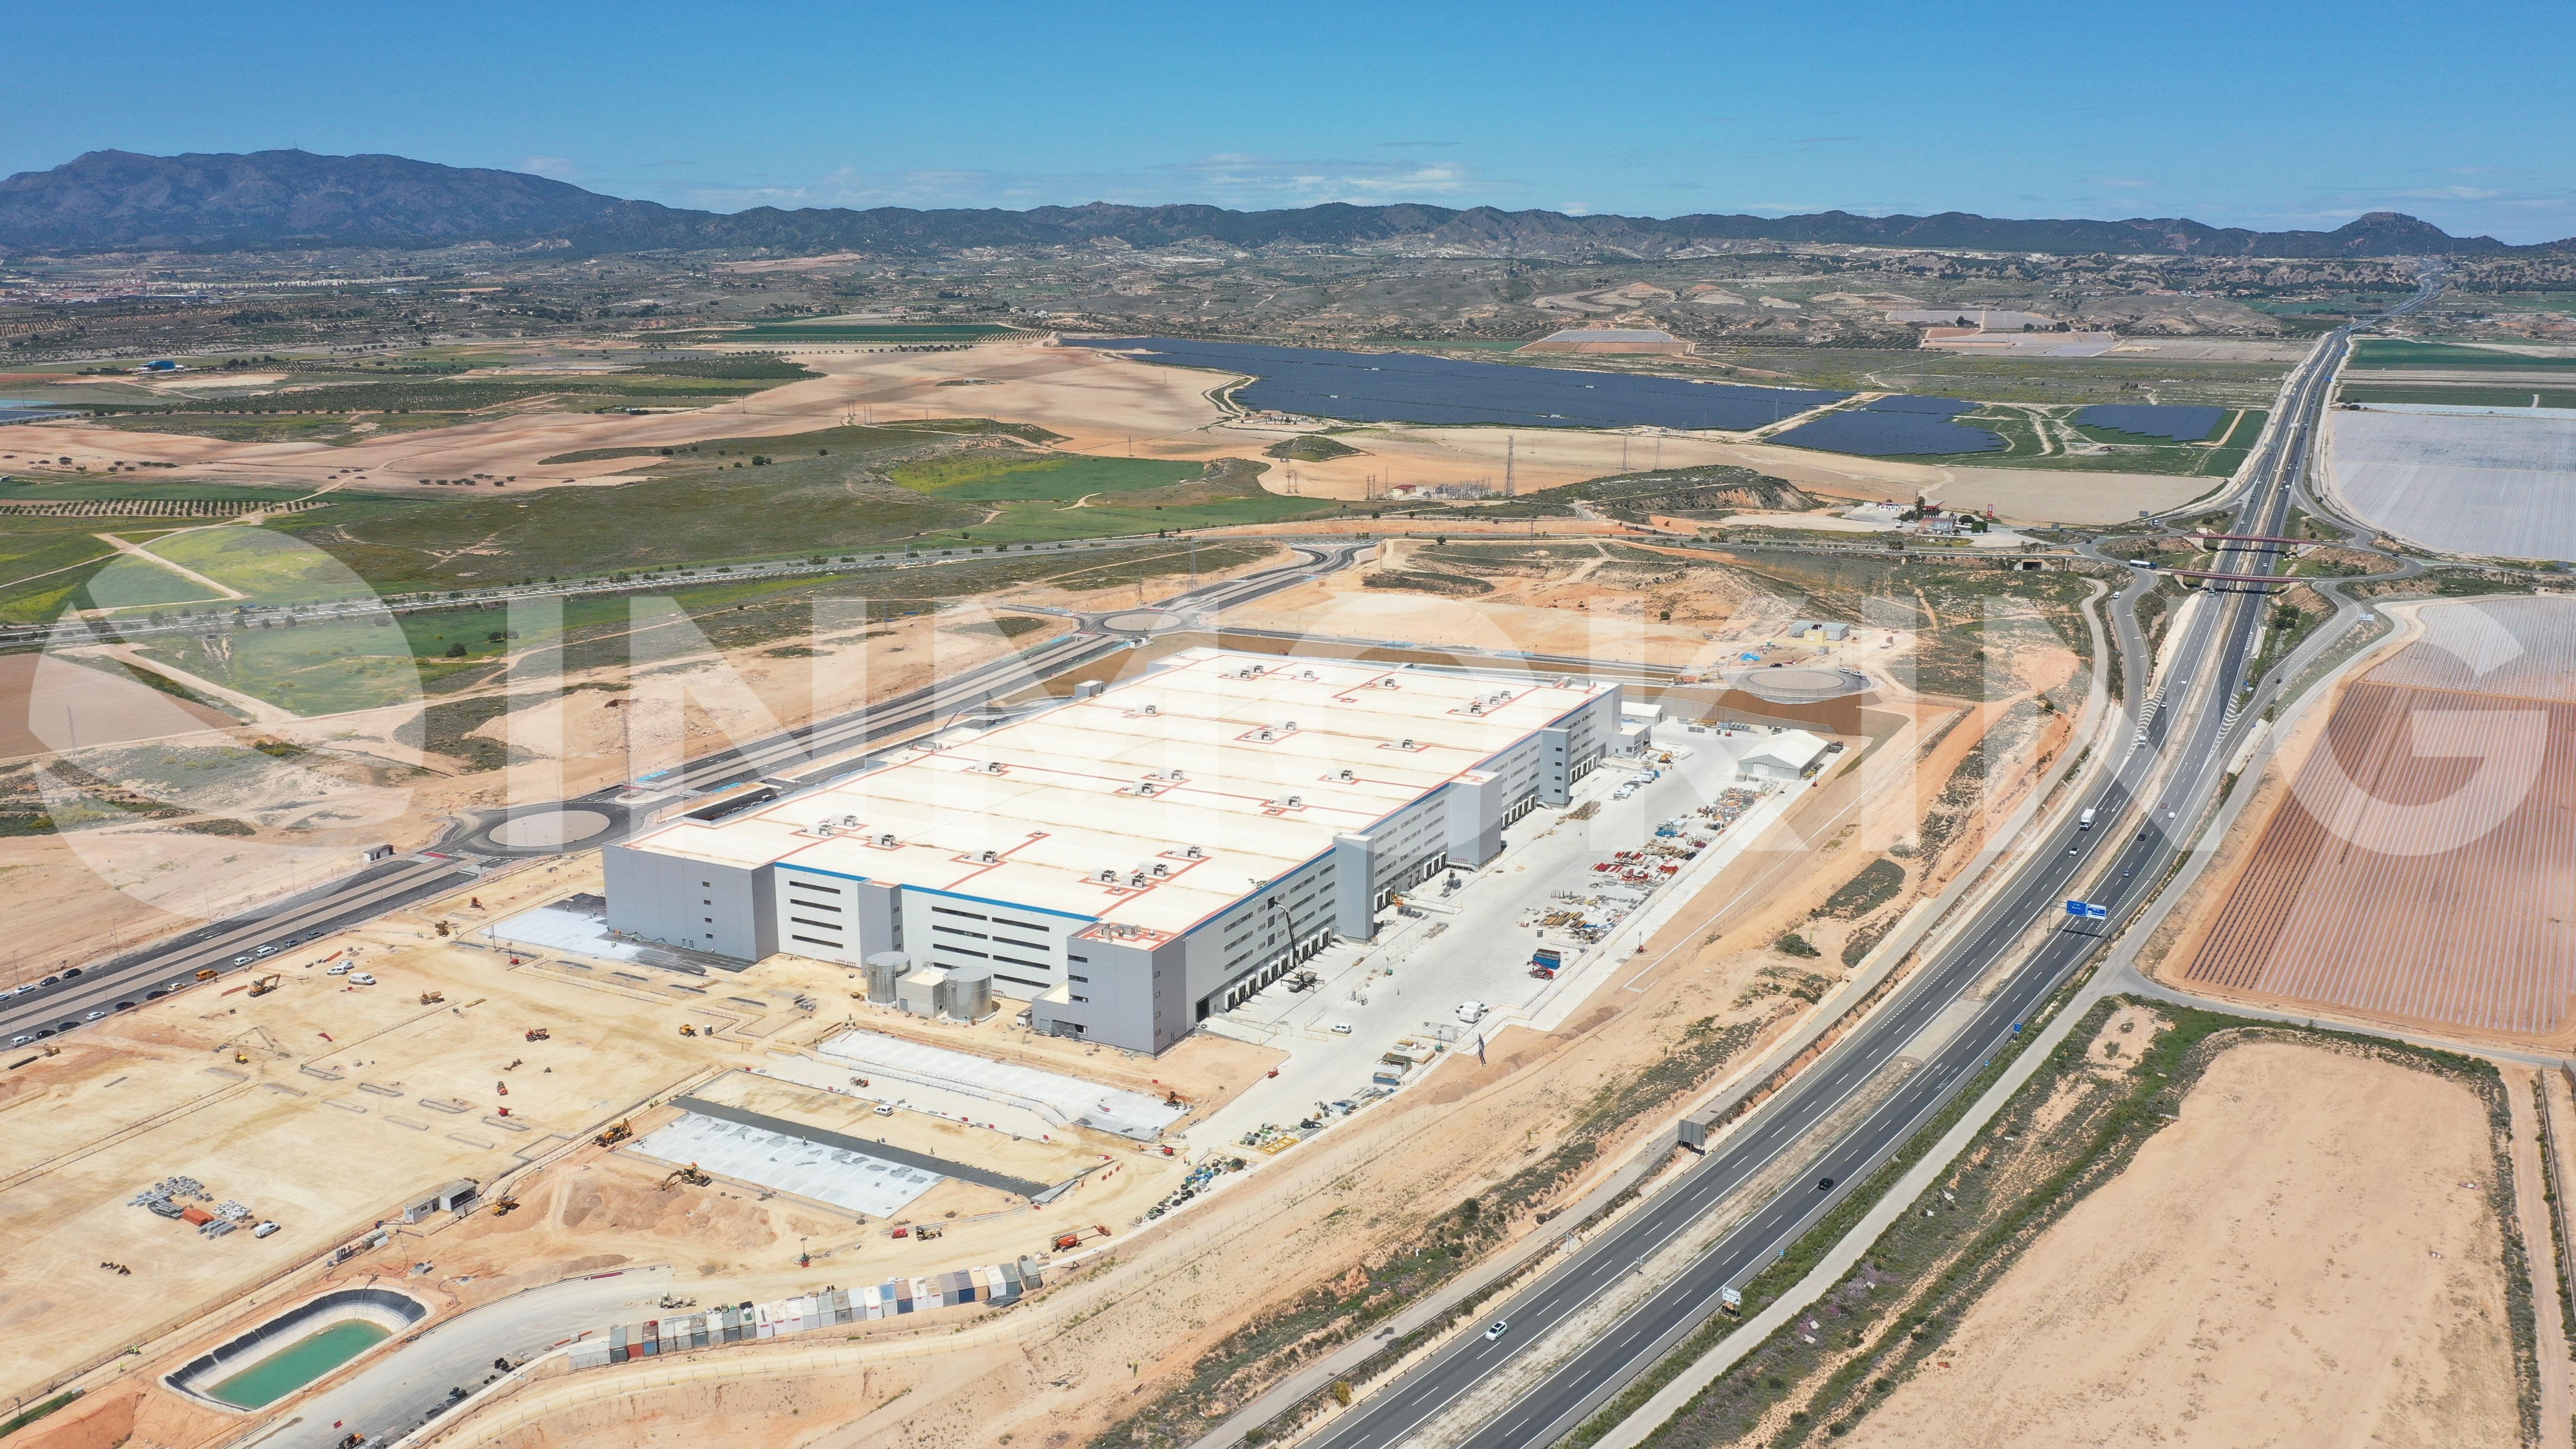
[1284,795,1303,808]
[1097,867,1119,884]
[1334,768,1356,783]
[816,821,836,836]
[977,849,1000,865]
[1142,703,1159,716]
[1183,844,1204,859]
[841,814,859,828]
[876,832,899,848]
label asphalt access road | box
[1305,316,2368,1449]
[0,857,473,1044]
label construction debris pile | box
[128,1177,270,1238]
[566,1260,1048,1368]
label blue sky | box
[8,0,2572,242]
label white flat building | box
[1738,729,1831,781]
[605,649,1624,1053]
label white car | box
[327,962,353,976]
[1330,1022,1354,1035]
[1456,1001,1488,1025]
[1484,1320,1510,1341]
[348,972,377,986]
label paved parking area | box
[1187,732,1802,1148]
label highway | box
[1,539,1368,1047]
[1301,288,2425,1449]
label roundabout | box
[455,801,631,857]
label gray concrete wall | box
[604,845,773,961]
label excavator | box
[246,974,282,997]
[593,1119,632,1149]
[658,1163,712,1190]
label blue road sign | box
[2064,900,2109,919]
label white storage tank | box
[936,967,994,1022]
[864,951,910,1004]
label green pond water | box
[206,1320,391,1409]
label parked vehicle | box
[348,972,377,986]
[1456,1001,1488,1025]
[327,962,353,976]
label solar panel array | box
[1066,337,1851,432]
[2076,403,2229,441]
[1770,396,2006,457]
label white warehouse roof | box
[620,649,1612,938]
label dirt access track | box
[2,340,2222,524]
[1847,1038,2516,1449]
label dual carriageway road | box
[1301,287,2427,1449]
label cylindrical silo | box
[864,952,909,1004]
[935,966,994,1022]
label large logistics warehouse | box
[606,648,1625,1053]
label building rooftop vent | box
[1183,844,1204,859]
[816,821,836,836]
[876,832,899,848]
[977,849,1000,865]
[1096,867,1119,884]
[1334,768,1356,783]
[1141,703,1159,716]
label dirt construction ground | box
[1846,1038,2516,1449]
[1,341,2224,523]
[174,738,2055,1449]
[0,846,1281,1414]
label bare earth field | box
[2172,596,2576,1050]
[1848,1039,2516,1449]
[0,847,1281,1419]
[3,341,2229,524]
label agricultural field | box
[2174,596,2576,1049]
[124,539,1278,716]
[2340,384,2576,409]
[2350,339,2576,370]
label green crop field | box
[0,479,310,504]
[2350,339,2576,370]
[147,526,380,604]
[76,555,231,611]
[888,453,1200,501]
[719,321,1024,343]
[2339,384,2576,409]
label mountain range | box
[0,149,2561,260]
